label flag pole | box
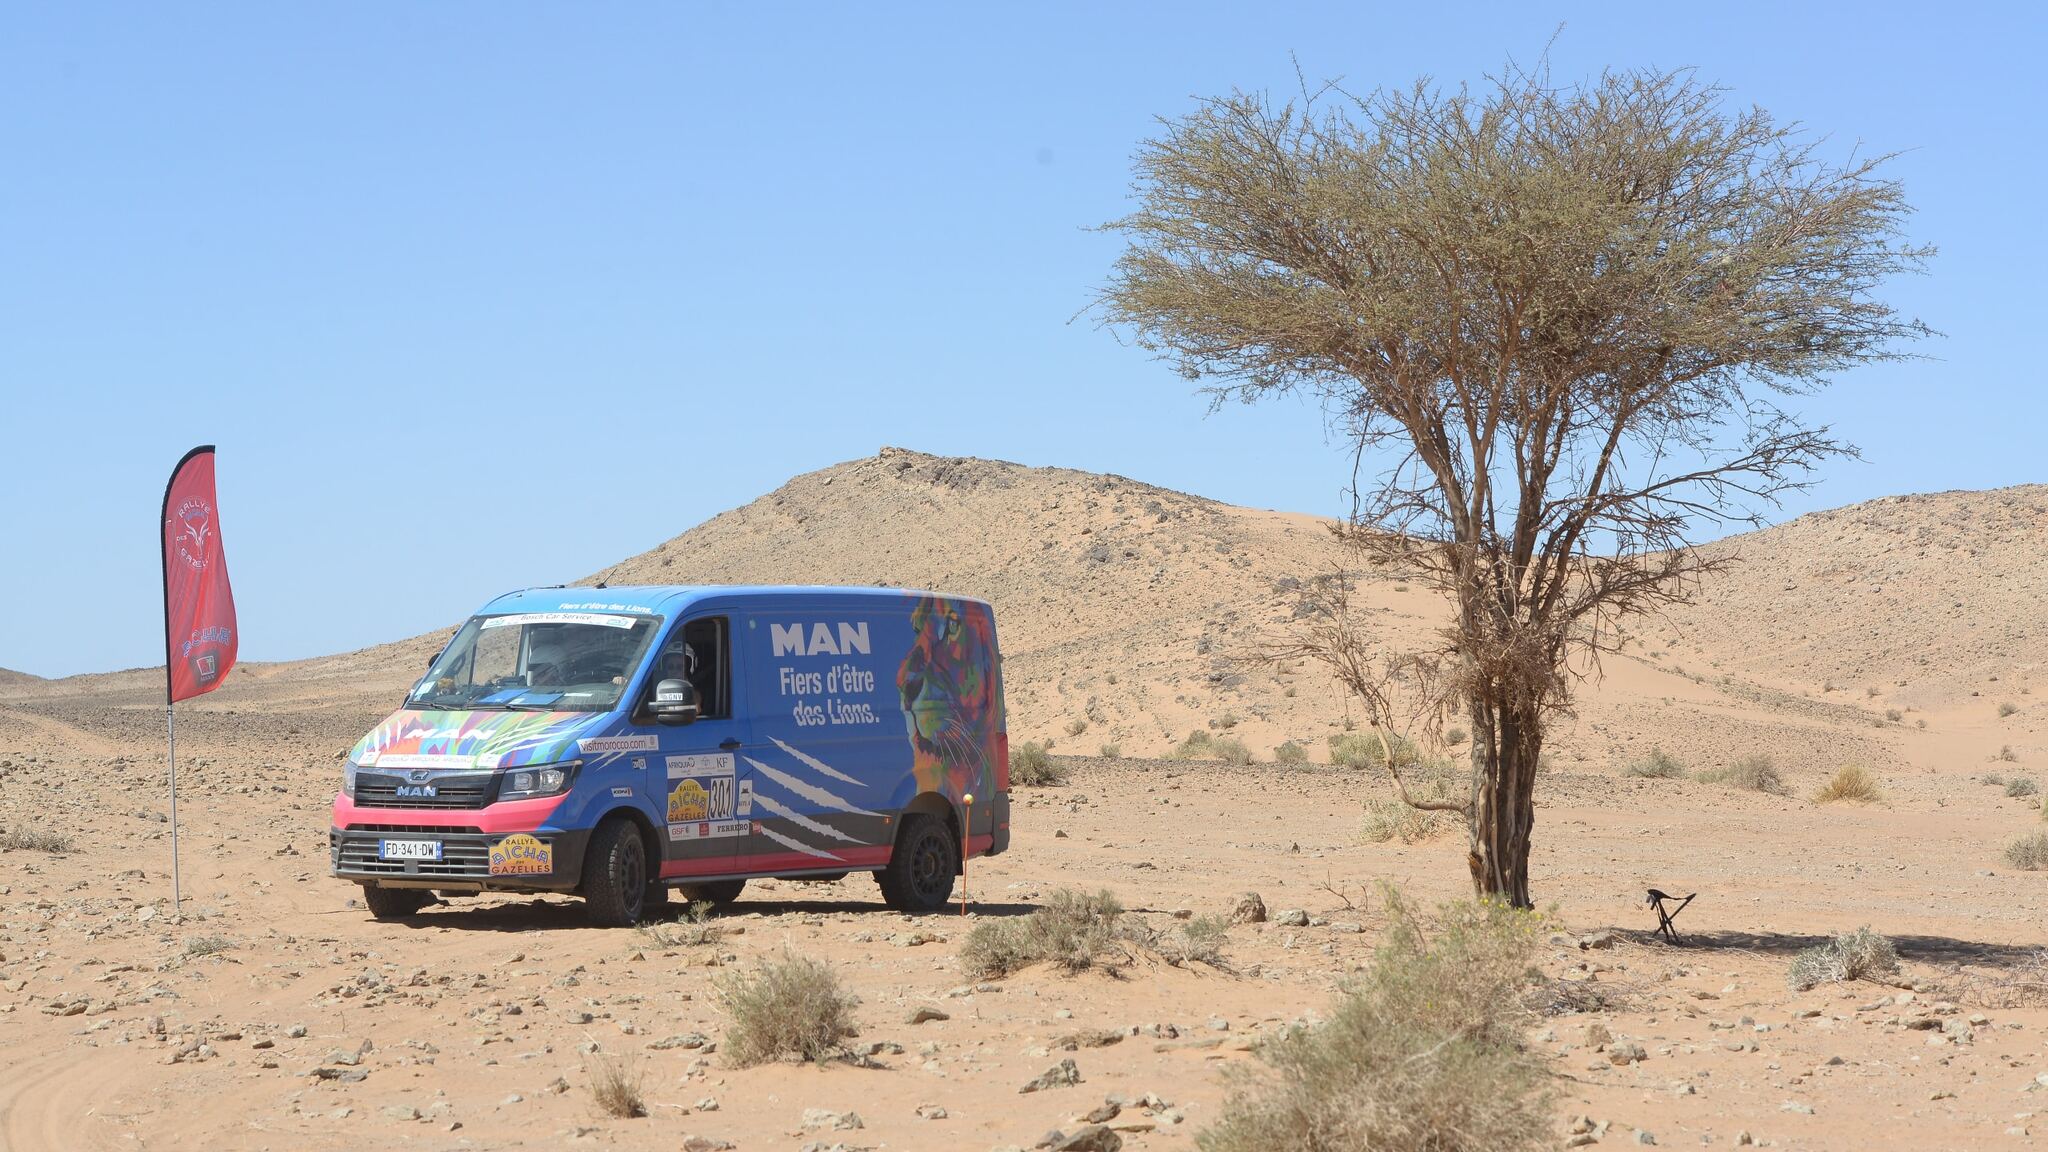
[165,703,180,918]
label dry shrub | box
[1200,890,1551,1152]
[2004,830,2048,871]
[1098,743,1122,760]
[183,935,233,956]
[1176,731,1252,765]
[1328,731,1422,771]
[1696,755,1788,794]
[1065,718,1089,737]
[0,826,73,853]
[2000,702,2020,718]
[640,901,719,948]
[1624,748,1685,779]
[586,1050,646,1118]
[961,888,1126,978]
[1009,741,1067,787]
[1813,765,1882,804]
[2006,777,2040,799]
[714,952,858,1067]
[1360,756,1462,844]
[1153,914,1231,969]
[1273,740,1309,765]
[1941,950,2048,1010]
[1788,927,1899,991]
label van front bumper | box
[329,825,590,892]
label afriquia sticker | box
[489,834,553,876]
[667,753,741,839]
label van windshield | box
[406,612,661,713]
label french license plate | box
[378,838,442,862]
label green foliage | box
[1788,927,1900,990]
[1009,741,1067,787]
[1198,890,1552,1152]
[1697,754,1789,794]
[961,888,1127,978]
[714,952,859,1067]
[1273,740,1309,765]
[1623,748,1685,779]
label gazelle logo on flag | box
[160,446,238,704]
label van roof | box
[476,584,989,617]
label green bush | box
[1199,891,1551,1152]
[1623,748,1685,779]
[714,952,858,1067]
[1697,755,1789,795]
[961,888,1126,978]
[1788,927,1899,990]
[1273,740,1309,765]
[2008,777,2040,799]
[1009,741,1067,787]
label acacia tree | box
[1100,65,1929,906]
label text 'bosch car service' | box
[329,586,1010,924]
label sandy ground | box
[4,687,2048,1151]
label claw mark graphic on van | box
[743,758,876,817]
[898,596,999,801]
[755,823,843,861]
[749,792,862,844]
[766,736,865,787]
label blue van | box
[328,586,1010,923]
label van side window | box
[651,617,730,719]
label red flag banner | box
[160,446,238,703]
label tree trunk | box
[1467,694,1540,908]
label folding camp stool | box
[1646,889,1695,944]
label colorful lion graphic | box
[897,596,999,801]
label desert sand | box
[2,448,2044,1150]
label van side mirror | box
[650,678,700,726]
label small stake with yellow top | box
[960,792,974,915]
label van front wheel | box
[877,813,956,914]
[581,818,650,927]
[361,884,430,920]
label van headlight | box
[343,759,359,796]
[499,761,579,801]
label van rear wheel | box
[361,884,430,920]
[582,818,650,927]
[877,813,956,914]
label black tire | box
[361,884,430,920]
[581,818,651,927]
[877,813,957,914]
[676,879,746,906]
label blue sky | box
[2,3,2038,678]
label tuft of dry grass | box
[1009,741,1067,787]
[1200,890,1552,1152]
[1813,765,1882,804]
[1788,927,1899,991]
[1696,755,1789,794]
[2000,701,2020,718]
[2006,777,2039,799]
[1273,740,1309,765]
[2004,830,2048,872]
[714,952,859,1067]
[1623,748,1685,779]
[961,888,1127,978]
[183,935,233,956]
[0,826,73,853]
[585,1050,646,1118]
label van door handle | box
[719,739,742,750]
